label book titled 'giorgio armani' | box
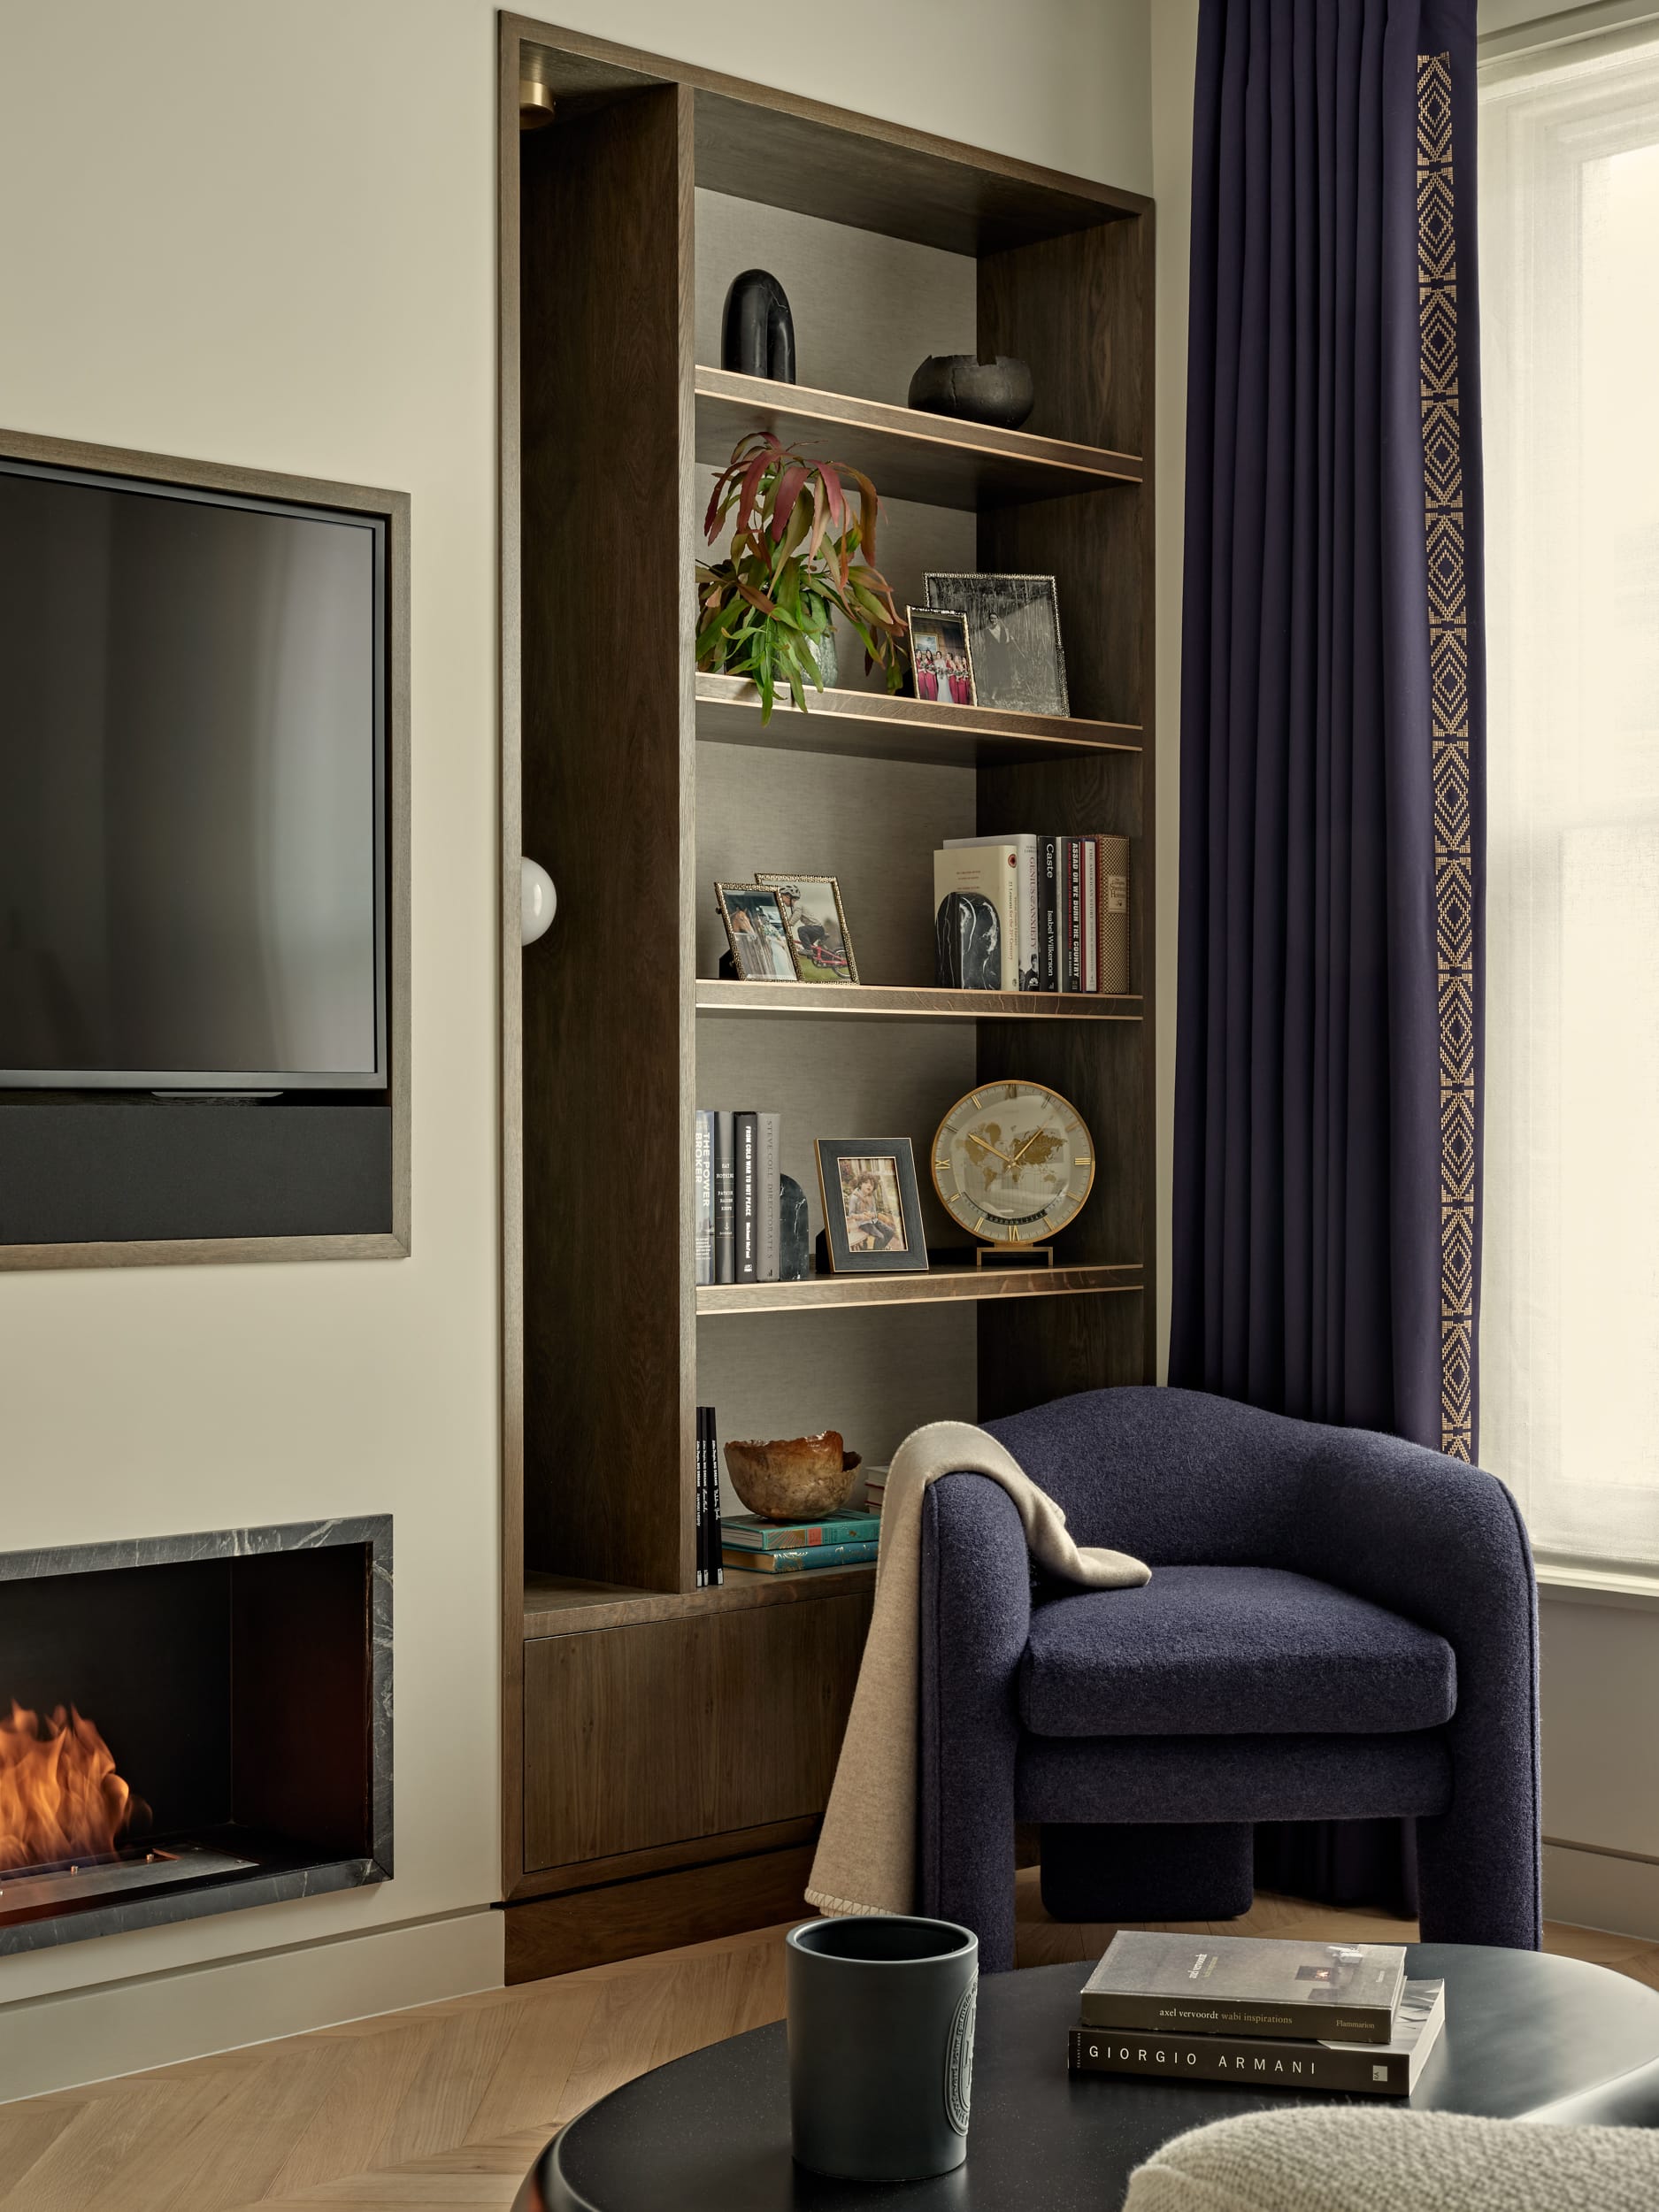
[1080,1932,1406,2046]
[1069,1980,1444,2098]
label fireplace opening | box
[0,1520,390,1952]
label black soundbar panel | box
[0,1099,392,1246]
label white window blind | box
[1480,26,1659,1565]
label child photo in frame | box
[905,606,976,708]
[815,1137,929,1274]
[755,873,859,985]
[715,881,794,980]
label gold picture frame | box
[755,873,860,986]
[714,880,794,980]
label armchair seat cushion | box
[1018,1565,1456,1738]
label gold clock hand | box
[1009,1125,1048,1170]
[965,1134,1018,1167]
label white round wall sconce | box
[521,856,557,945]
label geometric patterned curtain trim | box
[1418,52,1475,1461]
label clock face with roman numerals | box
[930,1079,1095,1247]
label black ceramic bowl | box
[907,353,1034,430]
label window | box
[1481,27,1659,1565]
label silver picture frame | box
[924,572,1070,718]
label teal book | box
[721,1539,879,1575]
[720,1512,882,1552]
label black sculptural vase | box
[937,892,1001,992]
[779,1174,811,1281]
[908,352,1034,431]
[723,269,795,383]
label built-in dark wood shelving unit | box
[694,979,1141,1022]
[499,11,1154,1985]
[695,365,1141,509]
[695,672,1141,767]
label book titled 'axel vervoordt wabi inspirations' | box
[1069,1980,1445,2098]
[1080,1932,1406,2045]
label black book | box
[1068,1981,1445,2099]
[1063,835,1085,994]
[694,1407,709,1587]
[713,1111,736,1283]
[702,1403,723,1585]
[1038,834,1060,991]
[1080,1932,1405,2046]
[735,1112,759,1282]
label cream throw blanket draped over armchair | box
[806,1419,1149,1922]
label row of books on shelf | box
[934,832,1128,995]
[695,1109,782,1286]
[1070,1932,1445,2098]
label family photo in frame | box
[906,607,976,707]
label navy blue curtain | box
[1171,0,1485,1913]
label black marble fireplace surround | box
[0,1517,390,1954]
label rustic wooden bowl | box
[723,1432,863,1522]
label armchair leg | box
[1415,1808,1542,1950]
[1040,1823,1256,1922]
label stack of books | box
[1068,1932,1446,2098]
[720,1508,881,1577]
[934,833,1128,995]
[695,1109,781,1285]
[862,1464,889,1516]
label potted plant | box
[696,429,908,721]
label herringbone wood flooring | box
[2,1878,1655,2210]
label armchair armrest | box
[1287,1425,1541,1947]
[918,1472,1031,1970]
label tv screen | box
[0,459,386,1090]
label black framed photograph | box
[815,1138,930,1274]
[925,572,1070,717]
[714,882,794,980]
[755,873,860,985]
[905,606,976,708]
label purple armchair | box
[918,1386,1540,1972]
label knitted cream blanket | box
[805,1418,1148,1921]
[1125,2107,1659,2211]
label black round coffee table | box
[517,1946,1659,2210]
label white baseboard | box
[1544,1839,1659,1942]
[0,1904,503,2103]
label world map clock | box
[930,1079,1095,1265]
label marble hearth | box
[0,1517,390,1954]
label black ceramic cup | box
[786,1915,979,2181]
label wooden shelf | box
[698,1261,1142,1317]
[695,672,1141,767]
[523,1563,878,1640]
[695,367,1142,511]
[695,979,1141,1022]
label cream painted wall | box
[0,0,1152,2096]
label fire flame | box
[0,1702,142,1870]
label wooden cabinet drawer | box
[523,1592,871,1872]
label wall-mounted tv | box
[0,458,386,1091]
